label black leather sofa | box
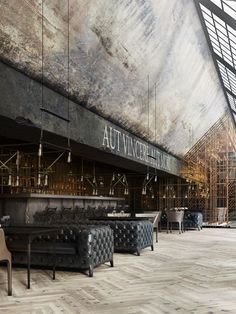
[33,207,153,258]
[89,218,154,256]
[7,222,114,277]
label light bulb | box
[81,175,83,182]
[16,151,20,166]
[146,173,149,180]
[8,174,12,186]
[152,194,154,199]
[16,175,19,187]
[38,143,42,157]
[67,151,71,163]
[37,173,41,186]
[112,173,115,181]
[154,175,157,182]
[44,174,48,186]
[93,177,96,184]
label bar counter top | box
[0,194,124,201]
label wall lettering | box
[102,124,179,174]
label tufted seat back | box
[89,219,153,255]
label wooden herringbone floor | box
[0,228,236,314]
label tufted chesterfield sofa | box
[7,222,114,277]
[89,218,154,256]
[184,211,203,231]
[33,208,153,256]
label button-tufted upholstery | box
[7,223,114,277]
[184,211,203,230]
[89,219,154,255]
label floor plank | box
[0,228,236,313]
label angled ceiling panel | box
[195,0,236,123]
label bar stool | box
[0,228,12,295]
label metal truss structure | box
[157,112,236,224]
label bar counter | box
[0,194,125,223]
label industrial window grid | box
[196,0,236,124]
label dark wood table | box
[4,225,58,289]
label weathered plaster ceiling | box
[0,0,228,157]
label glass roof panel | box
[209,0,223,9]
[227,92,236,111]
[228,25,236,37]
[222,1,236,19]
[199,1,236,125]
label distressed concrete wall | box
[0,0,228,156]
[0,61,181,176]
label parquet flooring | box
[0,228,236,314]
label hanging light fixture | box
[16,150,20,166]
[44,174,48,186]
[92,162,96,184]
[67,150,71,163]
[66,0,72,165]
[8,174,12,186]
[16,175,20,187]
[37,173,41,186]
[142,186,146,195]
[38,143,43,157]
[80,159,84,182]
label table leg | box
[53,236,56,280]
[27,240,31,289]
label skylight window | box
[197,0,236,125]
